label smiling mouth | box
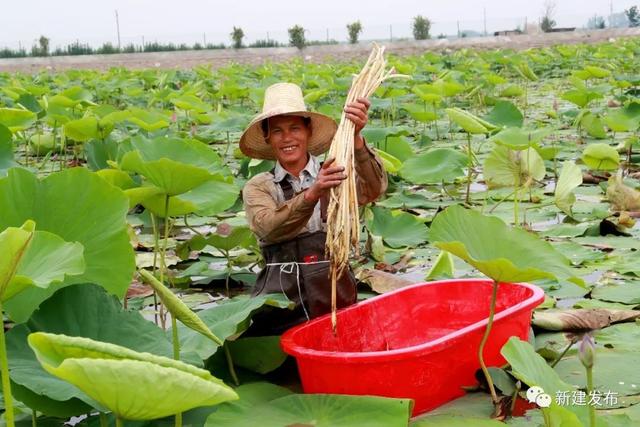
[281,145,298,153]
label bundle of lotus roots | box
[325,43,406,332]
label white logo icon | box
[526,386,551,408]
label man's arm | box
[243,174,317,243]
[354,141,388,205]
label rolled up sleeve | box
[243,173,317,244]
[354,142,388,205]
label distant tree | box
[626,6,640,27]
[413,15,431,40]
[346,21,363,44]
[540,0,557,32]
[288,25,306,49]
[230,27,244,49]
[587,15,606,29]
[610,11,630,28]
[36,35,50,56]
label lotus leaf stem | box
[116,417,123,427]
[224,343,240,386]
[465,132,473,205]
[478,280,499,404]
[586,366,596,427]
[0,301,15,427]
[99,413,108,427]
[550,337,576,368]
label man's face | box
[266,115,311,167]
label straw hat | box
[239,83,337,160]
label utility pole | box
[389,24,393,42]
[203,32,206,45]
[457,20,460,38]
[267,31,270,42]
[115,10,121,50]
[483,7,487,36]
[326,28,329,42]
[609,0,613,28]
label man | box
[240,82,387,335]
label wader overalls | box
[247,175,358,336]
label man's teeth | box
[282,146,297,152]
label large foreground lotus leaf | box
[0,108,37,132]
[400,148,467,184]
[7,285,195,416]
[483,145,545,189]
[367,206,429,249]
[28,333,238,420]
[205,382,411,427]
[2,224,85,310]
[555,161,583,216]
[140,177,239,217]
[581,143,620,171]
[0,168,135,322]
[430,205,583,285]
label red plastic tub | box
[280,279,544,415]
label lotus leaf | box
[177,294,292,360]
[139,269,222,346]
[400,148,467,184]
[483,146,545,188]
[6,284,197,416]
[582,143,620,171]
[367,206,429,248]
[0,168,135,322]
[205,382,411,427]
[430,205,583,284]
[555,161,583,216]
[446,108,496,134]
[0,108,37,132]
[28,333,238,420]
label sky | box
[1,1,638,49]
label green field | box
[1,38,640,426]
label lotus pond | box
[1,38,640,426]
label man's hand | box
[344,97,370,149]
[304,158,346,203]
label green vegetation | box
[0,37,640,426]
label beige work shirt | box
[243,143,388,245]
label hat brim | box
[239,110,338,160]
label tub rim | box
[280,279,544,363]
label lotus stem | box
[159,195,171,330]
[478,280,499,404]
[514,186,520,227]
[550,337,576,368]
[433,102,440,140]
[0,302,15,427]
[175,413,182,427]
[116,417,124,427]
[465,133,473,205]
[150,214,160,326]
[171,315,180,360]
[224,343,240,386]
[99,413,108,427]
[586,366,596,427]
